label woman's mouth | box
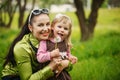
[42,33,49,37]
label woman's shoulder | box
[14,35,31,56]
[14,36,29,50]
[14,41,29,52]
[14,42,30,58]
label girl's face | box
[52,21,70,41]
[29,14,51,41]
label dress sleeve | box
[14,44,53,80]
[36,41,51,63]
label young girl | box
[37,13,77,80]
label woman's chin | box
[41,37,49,40]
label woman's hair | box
[3,15,31,67]
[3,9,49,67]
[50,14,72,48]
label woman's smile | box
[42,32,49,37]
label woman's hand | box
[60,60,69,68]
[48,58,62,71]
[55,60,70,77]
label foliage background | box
[0,8,120,80]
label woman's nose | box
[43,27,47,31]
[43,26,50,32]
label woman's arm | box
[14,44,54,80]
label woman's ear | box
[28,24,33,32]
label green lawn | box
[0,8,120,80]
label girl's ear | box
[28,24,33,32]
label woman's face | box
[29,14,51,41]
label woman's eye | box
[38,24,43,27]
[46,22,50,26]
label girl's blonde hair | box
[50,13,73,48]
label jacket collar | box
[28,33,39,48]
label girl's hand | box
[50,49,60,58]
[69,55,78,64]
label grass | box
[69,30,120,80]
[0,8,120,80]
[68,8,120,80]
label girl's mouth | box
[57,33,64,37]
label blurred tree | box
[0,0,36,28]
[17,0,36,28]
[38,0,70,8]
[74,0,105,41]
[0,0,17,28]
[108,0,120,7]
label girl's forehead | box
[55,22,70,29]
[57,20,70,25]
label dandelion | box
[54,36,61,49]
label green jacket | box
[2,33,54,80]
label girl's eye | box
[64,27,68,30]
[58,26,61,28]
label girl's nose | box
[60,28,64,32]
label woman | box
[1,8,69,80]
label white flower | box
[54,36,61,43]
[60,52,68,60]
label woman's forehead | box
[32,14,50,23]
